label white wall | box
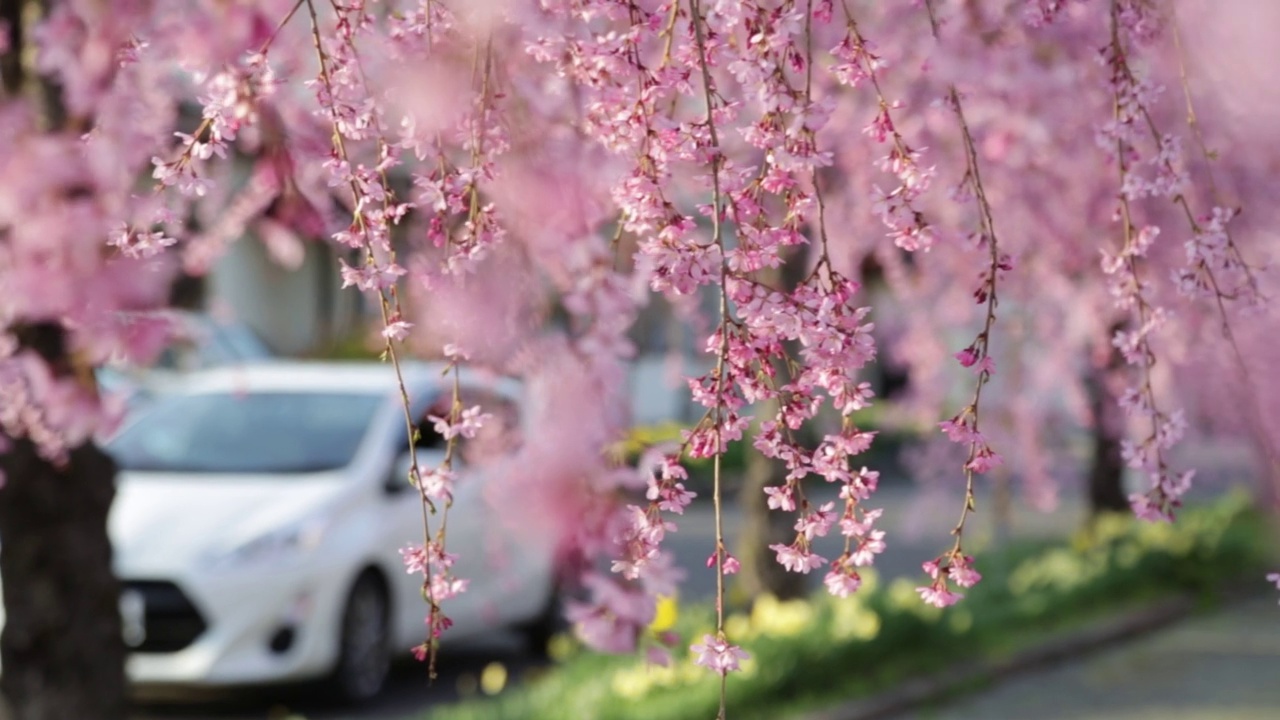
[208,237,363,356]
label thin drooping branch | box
[914,0,1009,607]
[689,0,733,714]
[1100,0,1191,521]
[304,0,464,678]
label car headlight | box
[204,514,331,569]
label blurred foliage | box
[305,328,383,361]
[425,493,1273,720]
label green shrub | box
[424,493,1273,720]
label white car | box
[81,362,556,701]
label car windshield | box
[107,391,385,474]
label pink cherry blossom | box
[917,584,964,609]
[414,467,456,505]
[770,543,826,574]
[824,562,862,598]
[381,319,413,342]
[947,555,983,589]
[706,550,740,575]
[691,634,750,675]
[429,405,492,441]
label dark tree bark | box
[0,440,126,720]
[0,321,127,719]
[0,1,24,96]
[1085,330,1129,515]
[168,273,206,311]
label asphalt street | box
[904,596,1280,720]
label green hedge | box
[425,493,1273,720]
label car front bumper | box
[124,562,354,687]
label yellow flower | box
[750,594,815,638]
[480,662,508,695]
[830,599,880,641]
[725,612,752,641]
[649,594,679,633]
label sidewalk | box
[902,596,1280,720]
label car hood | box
[110,472,350,576]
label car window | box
[212,322,272,361]
[140,317,271,372]
[107,391,384,474]
[154,340,199,371]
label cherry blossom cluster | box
[530,0,893,684]
[1104,16,1263,315]
[524,0,706,653]
[152,53,279,199]
[917,552,981,607]
[1097,1,1203,522]
[708,8,886,623]
[610,462,688,580]
[571,451,693,664]
[820,468,883,597]
[403,70,510,277]
[8,3,1280,712]
[1023,0,1072,28]
[1113,5,1269,531]
[0,354,118,469]
[565,569,666,654]
[107,222,178,260]
[527,0,735,668]
[730,274,883,593]
[1172,207,1257,304]
[690,632,750,675]
[830,8,935,251]
[1,1,182,472]
[400,540,468,658]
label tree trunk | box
[0,440,126,720]
[1,7,128,719]
[1087,419,1128,515]
[1085,336,1129,515]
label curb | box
[797,595,1201,720]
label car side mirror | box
[384,452,416,496]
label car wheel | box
[331,573,391,703]
[518,584,562,657]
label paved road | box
[131,635,537,720]
[904,596,1280,720]
[130,480,1086,720]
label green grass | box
[424,492,1274,720]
